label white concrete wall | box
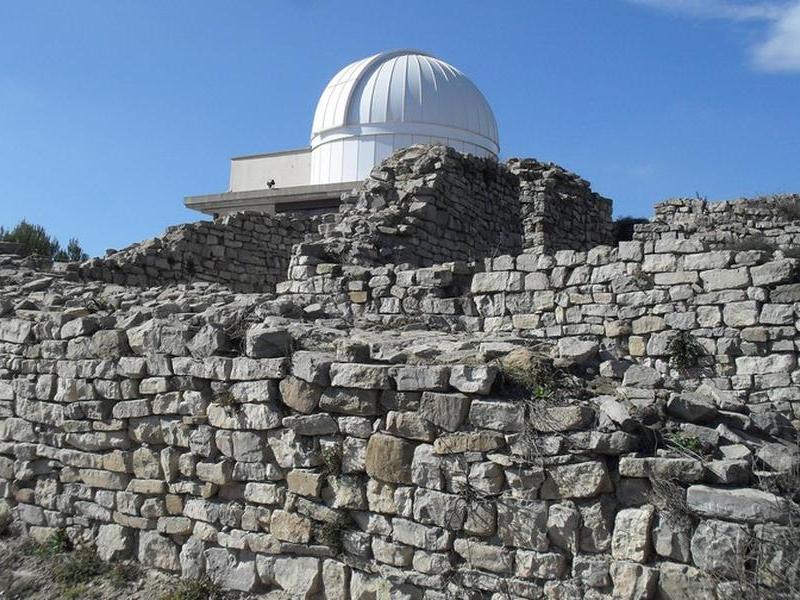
[229,148,311,192]
[310,134,493,185]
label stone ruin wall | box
[509,159,614,254]
[2,230,800,597]
[1,146,799,598]
[0,254,800,600]
[71,146,617,296]
[77,211,320,293]
[302,146,524,269]
[634,195,800,249]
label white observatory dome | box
[310,50,499,185]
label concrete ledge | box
[184,182,359,216]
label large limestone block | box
[329,363,393,389]
[270,510,312,543]
[468,400,524,432]
[393,365,450,392]
[609,561,658,600]
[449,365,497,394]
[278,375,322,414]
[204,547,258,592]
[735,354,796,375]
[657,562,715,600]
[419,391,471,432]
[453,538,513,574]
[319,387,379,415]
[391,517,453,551]
[690,519,748,578]
[686,485,789,523]
[365,433,415,484]
[540,461,613,499]
[245,326,290,358]
[138,530,180,572]
[611,505,655,563]
[95,523,133,561]
[497,498,548,550]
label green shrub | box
[0,220,88,260]
[667,331,705,369]
[31,528,71,557]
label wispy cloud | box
[629,0,800,72]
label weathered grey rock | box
[278,376,322,414]
[751,259,797,286]
[609,561,658,600]
[419,392,471,432]
[531,405,594,432]
[329,363,393,389]
[291,351,333,386]
[540,461,613,499]
[666,392,718,423]
[95,523,133,561]
[453,537,513,573]
[319,387,379,415]
[690,519,748,578]
[611,505,654,563]
[618,457,704,484]
[433,431,504,454]
[270,510,312,543]
[138,530,180,572]
[622,365,662,388]
[468,400,524,432]
[179,537,206,579]
[556,337,600,363]
[652,514,692,563]
[657,562,715,600]
[371,537,414,567]
[449,365,497,394]
[413,488,466,530]
[497,499,548,550]
[245,326,290,358]
[686,485,789,523]
[385,411,436,441]
[365,433,415,484]
[204,548,258,592]
[393,365,450,392]
[735,354,796,375]
[282,413,338,436]
[273,556,321,598]
[391,517,453,551]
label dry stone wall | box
[78,211,319,293]
[297,145,524,269]
[1,250,799,598]
[508,159,613,253]
[634,195,800,249]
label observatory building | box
[185,49,499,216]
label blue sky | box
[1,1,799,257]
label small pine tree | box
[0,220,61,257]
[1,220,89,260]
[65,238,88,262]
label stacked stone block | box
[1,257,797,597]
[293,145,524,270]
[508,158,613,253]
[634,195,800,249]
[78,211,319,293]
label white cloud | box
[628,0,800,72]
[752,3,800,71]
